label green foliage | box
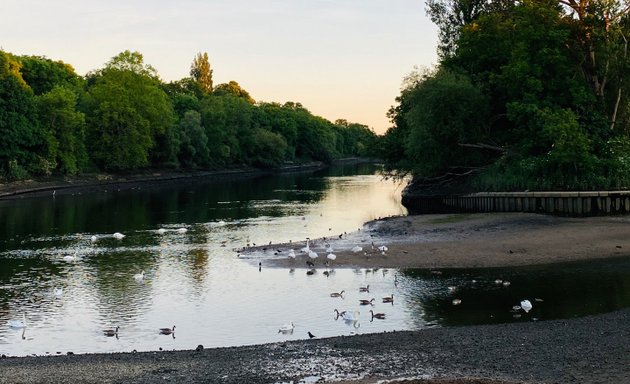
[385,0,630,191]
[190,52,213,95]
[0,47,376,179]
[36,86,88,175]
[81,51,174,170]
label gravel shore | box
[2,212,629,383]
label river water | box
[1,164,629,357]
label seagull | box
[278,322,295,334]
[8,313,27,329]
[113,232,125,240]
[520,299,533,313]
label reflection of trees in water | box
[400,261,630,328]
[185,248,209,298]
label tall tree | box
[190,52,213,94]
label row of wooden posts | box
[402,191,630,216]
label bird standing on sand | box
[308,331,316,338]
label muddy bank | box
[1,306,628,383]
[246,213,630,270]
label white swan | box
[157,228,166,235]
[8,313,26,329]
[287,249,296,259]
[327,253,337,261]
[63,252,77,262]
[177,228,188,234]
[90,235,98,243]
[113,232,125,240]
[300,238,311,253]
[278,321,295,334]
[308,250,318,259]
[351,246,363,253]
[520,299,533,313]
[133,271,145,282]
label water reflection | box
[1,165,629,357]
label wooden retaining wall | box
[402,191,630,216]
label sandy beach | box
[1,212,628,383]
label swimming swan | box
[8,313,26,329]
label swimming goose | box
[370,310,386,320]
[334,309,359,321]
[160,325,176,335]
[330,290,344,298]
[103,326,119,337]
[359,298,375,305]
[359,285,370,293]
[382,294,394,303]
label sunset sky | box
[1,0,438,134]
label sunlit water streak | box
[1,164,630,357]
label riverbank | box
[245,212,630,270]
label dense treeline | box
[0,50,377,180]
[382,0,630,191]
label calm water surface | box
[1,164,630,357]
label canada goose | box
[8,313,26,329]
[359,285,370,293]
[382,294,394,303]
[306,260,315,267]
[306,269,316,275]
[160,325,176,335]
[330,290,344,298]
[359,298,375,305]
[370,310,386,320]
[278,322,295,334]
[334,309,359,321]
[113,232,125,240]
[333,309,346,318]
[103,326,119,337]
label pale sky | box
[1,0,438,134]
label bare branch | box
[457,142,507,153]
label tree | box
[213,81,255,104]
[190,52,213,94]
[19,55,82,95]
[81,51,174,170]
[36,86,88,175]
[177,110,209,167]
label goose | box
[8,313,26,329]
[382,294,394,303]
[520,299,533,313]
[359,285,370,293]
[103,326,119,337]
[133,271,145,282]
[359,298,375,306]
[370,310,386,320]
[351,246,363,253]
[113,232,125,240]
[157,228,167,235]
[278,322,295,334]
[160,325,176,335]
[306,260,315,268]
[330,290,344,298]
